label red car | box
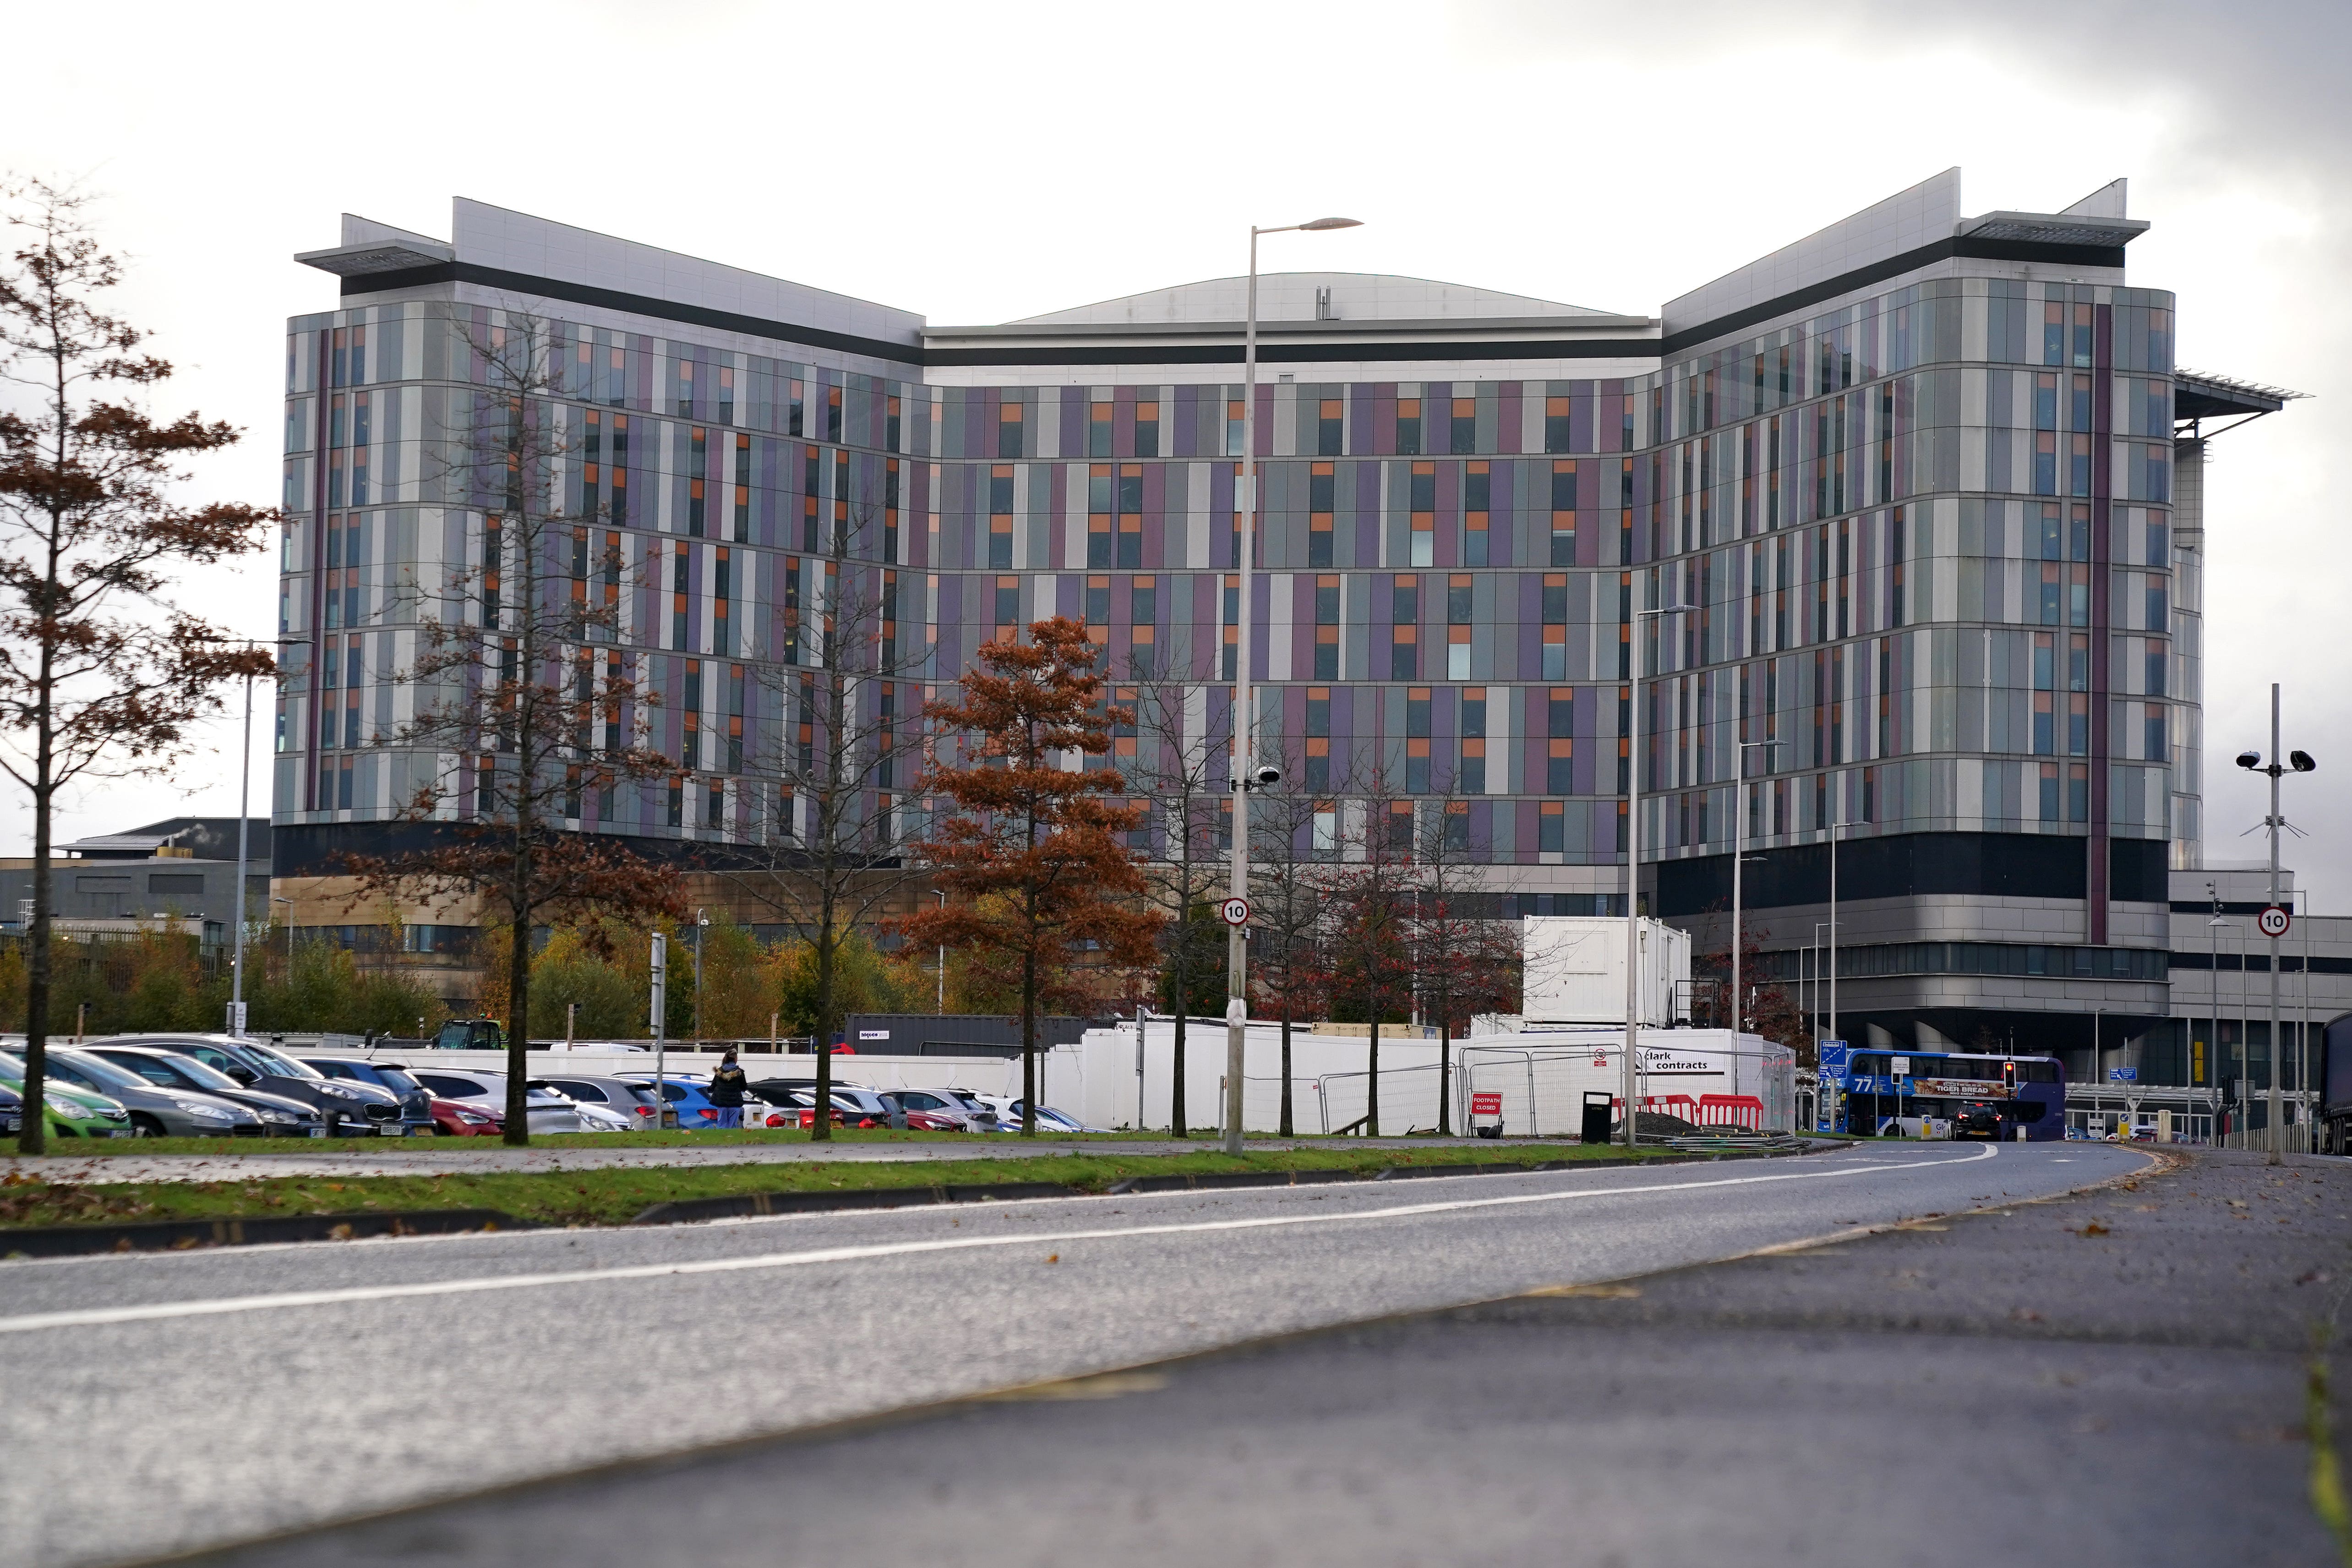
[902,1109,962,1131]
[430,1097,503,1136]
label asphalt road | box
[0,1141,2144,1567]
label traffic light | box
[2001,1059,2018,1093]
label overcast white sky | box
[2,0,2346,903]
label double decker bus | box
[1816,1047,2066,1141]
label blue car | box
[617,1074,726,1130]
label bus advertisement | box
[1816,1046,2066,1140]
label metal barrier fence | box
[1457,1043,1796,1139]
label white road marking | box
[0,1145,2007,1336]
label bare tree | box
[1409,787,1523,1136]
[1121,673,1231,1136]
[1243,753,1331,1137]
[0,178,274,1154]
[344,307,682,1143]
[1316,772,1418,1135]
[716,490,925,1137]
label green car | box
[0,1067,136,1139]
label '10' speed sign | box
[2259,905,2292,939]
[1220,897,1251,927]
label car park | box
[84,1045,328,1136]
[406,1070,591,1135]
[302,1058,439,1136]
[535,1074,661,1130]
[22,1047,262,1139]
[107,1034,398,1135]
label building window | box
[1544,396,1571,454]
[1395,398,1421,455]
[995,575,1021,640]
[2145,702,2166,761]
[1135,400,1159,459]
[1089,401,1113,459]
[1538,800,1564,855]
[1314,575,1340,680]
[1450,397,1477,454]
[2068,762,2090,822]
[997,398,1023,458]
[1391,575,1418,680]
[1317,399,1343,457]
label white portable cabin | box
[1519,916,1691,1026]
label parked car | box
[83,1045,328,1136]
[108,1034,398,1135]
[302,1057,439,1136]
[975,1096,1107,1134]
[893,1088,1000,1132]
[536,1074,662,1129]
[739,1081,902,1130]
[428,1097,504,1136]
[406,1070,590,1135]
[0,1083,18,1138]
[614,1073,727,1130]
[33,1047,263,1139]
[0,1056,136,1138]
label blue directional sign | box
[2108,1067,2138,1082]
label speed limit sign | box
[2259,905,2291,939]
[1219,896,1251,927]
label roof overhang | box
[295,239,457,278]
[1956,212,2150,248]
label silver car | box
[407,1068,593,1135]
[534,1074,660,1131]
[893,1088,1000,1132]
[24,1047,262,1138]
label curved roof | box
[1013,271,1614,327]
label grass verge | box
[15,1127,1374,1157]
[0,1142,1648,1233]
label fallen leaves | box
[2070,1221,2111,1237]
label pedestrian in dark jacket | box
[708,1049,748,1129]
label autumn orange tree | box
[0,179,274,1154]
[895,617,1162,1136]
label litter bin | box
[1581,1091,1613,1145]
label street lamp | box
[1226,213,1363,1158]
[692,907,709,1049]
[2235,684,2316,1165]
[1622,599,1697,1147]
[1730,740,1781,1034]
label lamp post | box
[1225,214,1362,1158]
[935,888,947,1016]
[1622,598,1697,1147]
[1731,740,1781,1033]
[2234,686,2316,1166]
[692,907,709,1050]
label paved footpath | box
[0,1135,1507,1186]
